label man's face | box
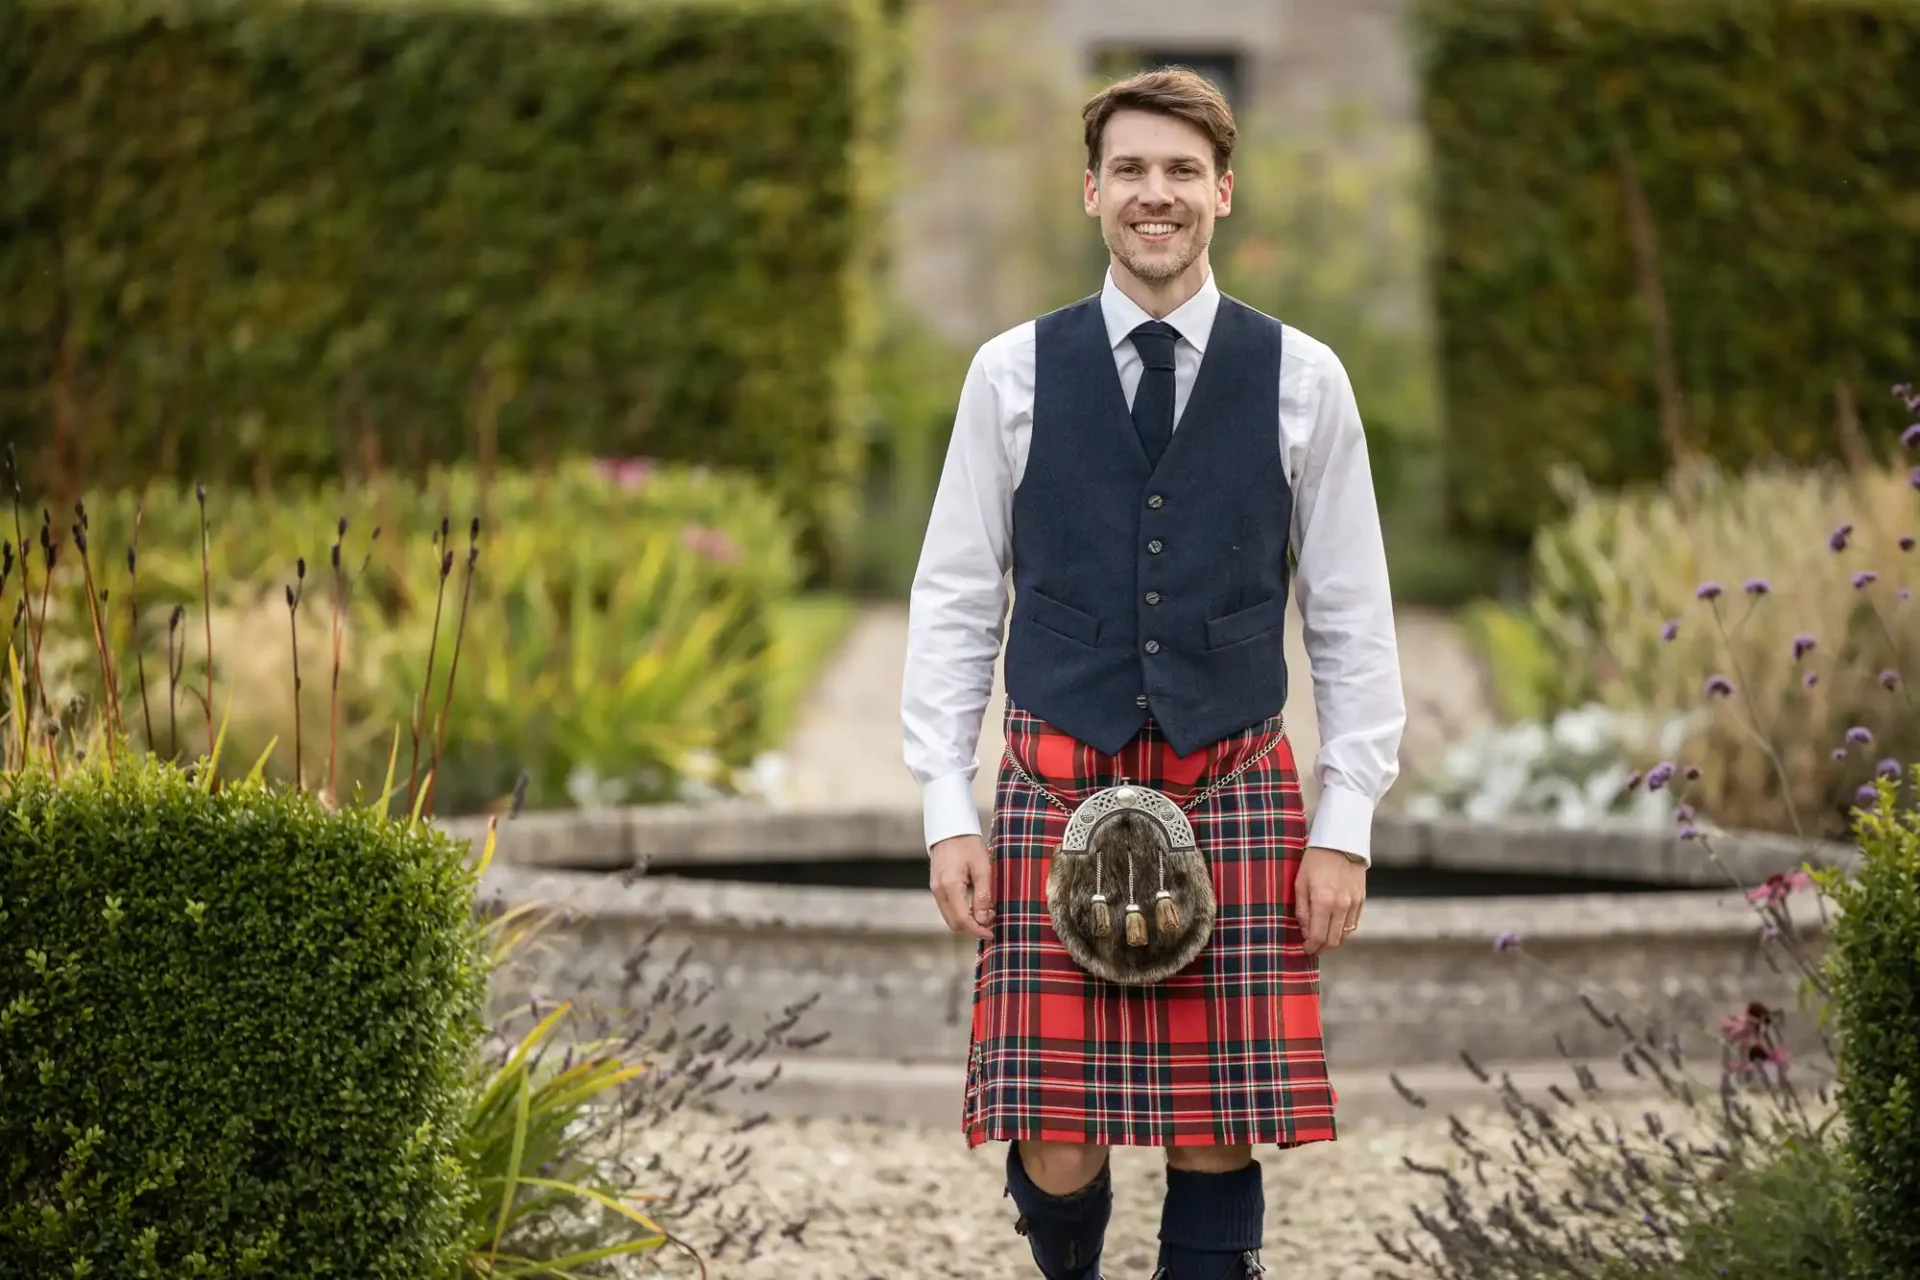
[1083,108,1232,286]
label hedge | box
[0,755,488,1276]
[1415,0,1920,547]
[0,0,895,578]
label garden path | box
[772,599,1494,820]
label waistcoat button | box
[1144,640,1160,654]
[1147,539,1163,554]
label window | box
[1090,47,1244,111]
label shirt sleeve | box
[901,345,1017,851]
[1285,341,1407,865]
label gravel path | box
[628,1085,1718,1280]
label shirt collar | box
[1100,267,1220,355]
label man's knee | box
[1016,1139,1110,1196]
[1165,1142,1253,1173]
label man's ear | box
[1217,167,1234,217]
[1084,168,1101,217]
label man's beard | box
[1106,222,1209,283]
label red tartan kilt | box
[962,701,1338,1149]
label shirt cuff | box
[923,772,984,851]
[1307,782,1376,866]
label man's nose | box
[1140,168,1174,205]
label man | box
[900,67,1405,1279]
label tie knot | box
[1129,320,1179,371]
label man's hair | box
[1082,66,1237,178]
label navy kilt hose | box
[962,700,1339,1150]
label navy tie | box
[1128,320,1179,467]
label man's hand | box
[1296,846,1366,955]
[930,834,995,941]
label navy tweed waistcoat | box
[1002,291,1294,758]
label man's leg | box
[1151,1143,1266,1278]
[1006,1139,1112,1279]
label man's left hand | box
[1296,846,1366,955]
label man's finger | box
[1324,895,1352,951]
[1299,879,1326,954]
[971,859,996,926]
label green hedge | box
[0,756,487,1276]
[0,0,893,579]
[1823,783,1920,1279]
[1416,0,1920,548]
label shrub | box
[1817,780,1920,1279]
[11,460,804,813]
[0,751,487,1277]
[1416,0,1920,548]
[1381,382,1920,1277]
[1500,458,1920,837]
[0,0,899,578]
[0,464,831,1277]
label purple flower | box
[1903,535,1917,553]
[1883,670,1902,691]
[1645,762,1676,791]
[1856,784,1879,807]
[1878,757,1901,779]
[1792,633,1816,660]
[1905,423,1920,449]
[1743,578,1771,596]
[1848,726,1875,745]
[1660,618,1680,642]
[1695,581,1724,601]
[1831,523,1854,552]
[1833,747,1849,761]
[1704,674,1735,698]
[1675,803,1695,823]
[1678,824,1699,841]
[1903,589,1913,604]
[1855,571,1878,589]
[1805,672,1821,688]
[1494,931,1522,953]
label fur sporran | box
[1044,784,1216,985]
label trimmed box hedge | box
[0,756,488,1276]
[0,0,893,577]
[1416,0,1920,547]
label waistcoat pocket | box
[1205,595,1283,649]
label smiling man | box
[901,67,1406,1279]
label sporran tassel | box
[1090,848,1110,937]
[1154,888,1180,933]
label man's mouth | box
[1131,221,1180,241]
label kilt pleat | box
[961,701,1338,1149]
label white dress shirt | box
[900,267,1406,864]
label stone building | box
[884,0,1426,347]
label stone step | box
[710,1053,1680,1133]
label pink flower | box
[592,457,657,489]
[681,523,742,564]
[1745,868,1812,906]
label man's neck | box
[1109,255,1211,319]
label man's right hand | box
[930,834,995,941]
